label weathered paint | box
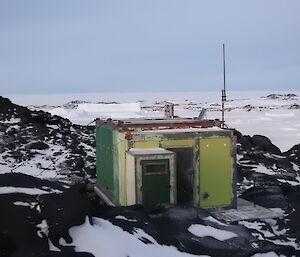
[96,128,127,204]
[134,141,159,148]
[116,131,128,205]
[199,137,233,207]
[112,130,119,202]
[126,149,176,206]
[161,139,195,148]
[96,127,114,198]
[141,159,170,209]
[132,135,235,207]
[125,153,136,205]
[96,125,236,208]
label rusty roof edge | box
[96,118,221,130]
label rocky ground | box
[0,96,300,257]
[0,96,97,256]
[235,130,300,253]
[0,96,96,179]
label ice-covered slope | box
[49,102,149,125]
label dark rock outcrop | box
[264,93,298,100]
[0,174,95,257]
[252,135,281,154]
[0,96,95,178]
[25,141,49,150]
[233,130,281,154]
[241,185,289,209]
[284,144,300,165]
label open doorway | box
[168,147,194,204]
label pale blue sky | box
[0,0,299,94]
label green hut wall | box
[96,127,236,208]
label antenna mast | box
[221,43,227,128]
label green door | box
[141,160,170,209]
[199,137,233,207]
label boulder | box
[25,141,49,150]
[252,135,281,154]
[241,186,289,209]
[289,104,300,109]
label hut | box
[95,117,237,209]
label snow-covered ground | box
[6,90,300,151]
[59,217,209,257]
[1,93,300,256]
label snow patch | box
[48,239,61,251]
[203,216,228,226]
[13,201,36,208]
[115,215,138,222]
[36,220,49,238]
[251,251,286,257]
[277,178,300,186]
[47,124,59,130]
[239,221,274,238]
[253,165,277,176]
[0,186,62,195]
[188,224,238,241]
[62,216,209,257]
[292,162,300,171]
[3,118,21,124]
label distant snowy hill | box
[8,91,299,151]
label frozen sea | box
[5,90,300,152]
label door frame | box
[135,154,176,205]
[141,159,170,208]
[166,146,195,205]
